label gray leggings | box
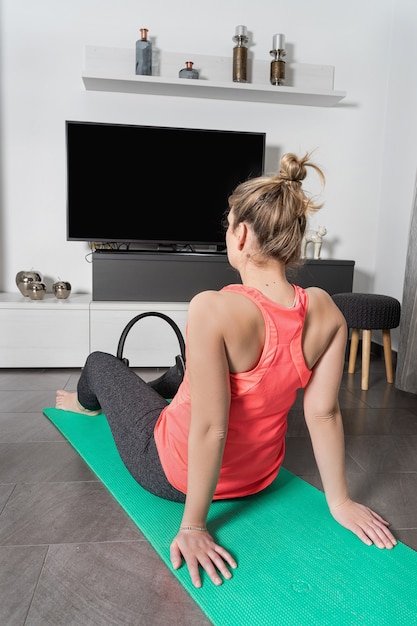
[77,351,186,502]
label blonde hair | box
[227,152,325,268]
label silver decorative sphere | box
[27,282,46,300]
[16,271,42,296]
[53,281,71,299]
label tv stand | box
[92,251,355,302]
[92,250,238,301]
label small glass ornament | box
[135,28,152,76]
[232,25,248,83]
[270,33,286,86]
[178,61,199,79]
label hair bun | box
[279,152,308,183]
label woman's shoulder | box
[189,288,229,309]
[305,286,346,328]
[188,289,232,322]
[188,286,262,328]
[190,284,254,302]
[189,286,255,312]
[305,286,343,310]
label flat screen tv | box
[66,121,266,251]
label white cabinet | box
[90,301,188,367]
[0,293,90,368]
[0,293,187,368]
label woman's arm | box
[170,291,237,587]
[303,301,397,549]
[182,291,230,525]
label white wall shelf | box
[82,46,346,107]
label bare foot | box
[55,390,102,416]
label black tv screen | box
[66,121,266,249]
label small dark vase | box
[179,61,199,79]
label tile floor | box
[1,354,417,625]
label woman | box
[56,152,396,589]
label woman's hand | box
[330,498,397,549]
[170,529,237,588]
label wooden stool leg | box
[361,329,371,390]
[382,329,394,383]
[348,329,360,374]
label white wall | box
[1,0,416,350]
[377,0,417,293]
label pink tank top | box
[154,284,312,499]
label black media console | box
[287,259,355,296]
[92,251,355,302]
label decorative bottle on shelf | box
[178,61,199,79]
[135,28,152,75]
[270,33,286,86]
[232,25,248,83]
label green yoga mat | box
[43,408,417,626]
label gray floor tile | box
[338,387,372,409]
[0,370,74,391]
[345,434,417,472]
[0,390,58,413]
[0,412,66,443]
[62,370,82,391]
[341,407,417,435]
[25,542,211,626]
[0,442,96,483]
[0,545,48,626]
[286,409,310,437]
[371,387,417,410]
[0,481,143,546]
[284,436,364,475]
[0,483,15,509]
